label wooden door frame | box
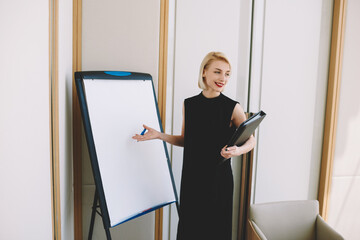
[73,0,82,239]
[50,0,61,239]
[156,0,170,239]
[318,0,347,220]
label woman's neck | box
[202,89,221,98]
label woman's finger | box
[221,148,230,158]
[226,146,236,152]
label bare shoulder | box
[231,103,247,127]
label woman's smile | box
[215,82,225,88]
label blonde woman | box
[133,52,255,239]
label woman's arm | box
[220,103,256,159]
[132,104,185,147]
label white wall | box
[327,0,360,238]
[81,0,161,239]
[0,1,52,239]
[59,0,74,239]
[250,0,333,204]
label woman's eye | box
[214,71,220,74]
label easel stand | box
[76,71,180,240]
[88,190,112,240]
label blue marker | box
[140,128,147,135]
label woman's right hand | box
[132,124,160,141]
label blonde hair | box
[198,51,231,90]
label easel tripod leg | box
[88,190,112,240]
[105,227,112,240]
[88,190,98,240]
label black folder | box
[220,110,266,164]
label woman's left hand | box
[220,145,243,159]
[221,135,256,159]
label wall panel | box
[59,0,74,238]
[251,0,333,203]
[328,0,360,238]
[0,1,52,239]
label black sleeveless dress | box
[176,92,238,240]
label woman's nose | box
[220,74,226,81]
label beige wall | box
[0,1,52,239]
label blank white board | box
[76,72,177,228]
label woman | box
[133,51,255,240]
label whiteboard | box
[76,72,177,227]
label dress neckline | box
[200,92,223,100]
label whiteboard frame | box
[75,71,178,230]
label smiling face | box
[202,60,231,97]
